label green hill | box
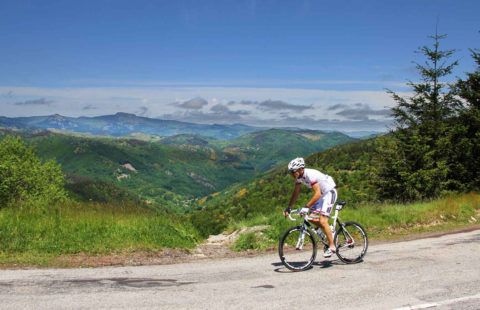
[1,128,354,212]
[214,129,354,171]
[193,137,381,236]
[25,133,251,212]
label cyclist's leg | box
[309,198,323,228]
[316,191,336,250]
[319,215,335,250]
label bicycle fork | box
[296,227,306,250]
[338,224,355,248]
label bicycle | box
[278,200,368,271]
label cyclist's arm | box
[306,183,321,208]
[288,183,302,208]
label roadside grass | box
[1,193,478,266]
[230,192,480,251]
[343,192,480,239]
[0,201,199,267]
[231,232,262,251]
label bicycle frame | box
[288,203,354,248]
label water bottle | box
[316,228,326,240]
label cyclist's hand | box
[283,207,291,217]
[300,207,310,215]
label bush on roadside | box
[0,136,67,210]
[231,232,260,251]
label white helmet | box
[288,157,305,172]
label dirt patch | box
[369,224,480,245]
[53,249,194,268]
[46,244,270,269]
[205,225,269,246]
[48,227,272,268]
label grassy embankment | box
[0,202,199,267]
[231,192,480,251]
[0,193,478,266]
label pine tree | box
[377,33,458,201]
[449,49,480,190]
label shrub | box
[231,232,260,251]
[0,136,67,209]
[190,208,227,238]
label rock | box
[121,163,137,172]
[205,225,270,246]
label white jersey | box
[295,168,336,194]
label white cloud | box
[14,98,53,106]
[172,97,208,110]
[82,104,97,111]
[0,85,409,131]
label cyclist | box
[283,157,338,257]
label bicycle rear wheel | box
[278,226,317,271]
[334,221,368,264]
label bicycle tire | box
[334,221,368,264]
[278,226,317,271]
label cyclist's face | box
[290,169,301,179]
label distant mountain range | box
[0,113,260,140]
[0,113,382,139]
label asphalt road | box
[1,230,479,309]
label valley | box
[0,115,355,212]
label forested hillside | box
[0,127,353,212]
[217,129,353,171]
[193,137,381,236]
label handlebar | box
[286,202,345,221]
[288,211,297,221]
[287,209,313,221]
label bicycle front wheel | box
[278,226,317,271]
[335,221,368,264]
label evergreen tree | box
[449,49,480,190]
[377,33,458,201]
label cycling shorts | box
[310,189,337,218]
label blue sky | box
[0,0,479,131]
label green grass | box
[1,193,478,266]
[231,232,263,251]
[230,192,480,251]
[341,192,480,238]
[0,202,199,267]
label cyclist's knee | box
[319,216,329,225]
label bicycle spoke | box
[335,222,368,263]
[279,227,317,271]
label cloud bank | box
[0,85,403,131]
[332,103,392,121]
[14,98,53,106]
[173,97,209,110]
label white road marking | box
[394,293,480,310]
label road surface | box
[1,230,479,309]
